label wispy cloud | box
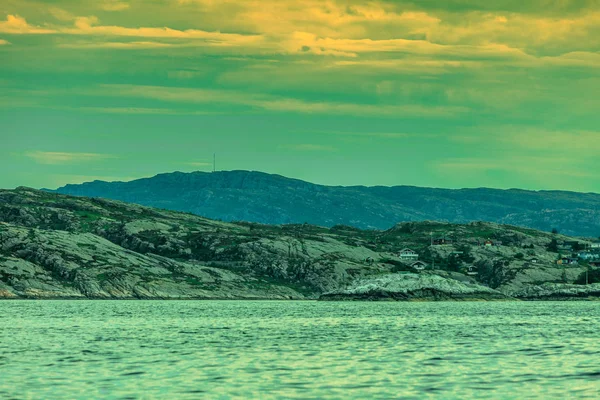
[96,84,470,117]
[280,144,337,152]
[450,128,600,155]
[24,151,116,165]
[58,41,183,49]
[100,1,130,12]
[0,15,264,49]
[317,130,418,139]
[434,156,595,179]
[185,161,213,168]
[0,39,9,45]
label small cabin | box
[465,266,478,276]
[433,237,452,245]
[398,248,419,261]
[410,261,428,271]
[482,239,502,247]
[557,258,578,266]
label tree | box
[547,238,559,252]
[575,268,600,285]
[445,254,461,272]
[552,228,559,234]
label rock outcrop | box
[319,273,509,301]
[511,283,600,300]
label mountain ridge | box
[49,170,600,237]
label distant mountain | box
[50,170,600,237]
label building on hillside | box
[483,240,502,247]
[557,257,578,266]
[558,244,573,252]
[528,258,539,264]
[465,266,478,276]
[409,261,428,271]
[432,237,452,245]
[398,248,419,261]
[578,252,599,261]
[590,243,600,249]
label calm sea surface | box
[1,301,599,399]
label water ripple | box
[1,300,599,399]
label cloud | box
[0,15,54,34]
[435,156,595,180]
[0,39,9,45]
[450,128,600,154]
[318,130,418,139]
[185,161,213,168]
[0,14,264,49]
[24,151,116,165]
[100,1,130,12]
[280,144,337,152]
[49,8,76,22]
[58,41,184,49]
[97,84,470,117]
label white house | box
[410,261,428,271]
[398,248,419,261]
[465,266,478,276]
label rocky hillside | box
[1,188,599,300]
[51,170,600,237]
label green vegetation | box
[575,269,600,285]
[547,239,559,253]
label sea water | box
[1,301,599,399]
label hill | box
[1,188,599,300]
[51,170,600,237]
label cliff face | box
[1,188,598,300]
[51,170,600,237]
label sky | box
[1,0,599,192]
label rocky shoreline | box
[318,273,511,301]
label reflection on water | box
[1,301,599,399]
